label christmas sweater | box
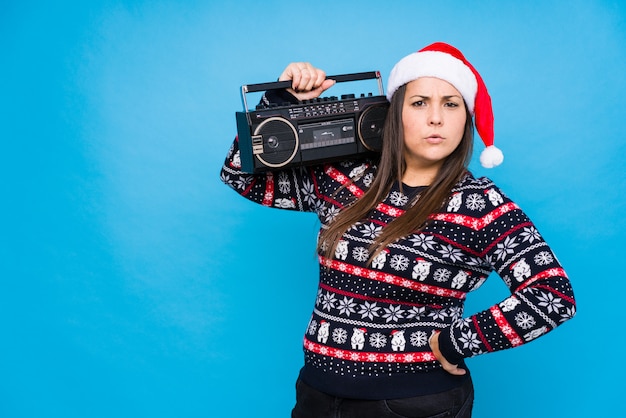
[220,139,576,400]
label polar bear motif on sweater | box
[500,296,521,312]
[335,240,349,260]
[412,258,432,281]
[447,192,463,212]
[451,271,470,289]
[274,198,296,209]
[484,188,503,206]
[230,150,241,169]
[349,163,367,179]
[511,258,531,282]
[371,249,389,269]
[317,321,330,344]
[391,330,406,352]
[351,328,366,350]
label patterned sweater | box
[220,139,576,400]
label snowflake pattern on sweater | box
[220,138,576,398]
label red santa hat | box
[386,42,504,168]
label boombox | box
[235,71,389,173]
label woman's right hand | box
[429,331,467,376]
[279,62,335,101]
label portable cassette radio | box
[235,71,389,173]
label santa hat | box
[386,42,504,168]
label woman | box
[220,42,575,417]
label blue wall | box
[2,1,624,416]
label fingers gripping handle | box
[240,71,384,111]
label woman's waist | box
[306,309,455,355]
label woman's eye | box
[444,102,459,108]
[412,100,425,107]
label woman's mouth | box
[426,135,444,144]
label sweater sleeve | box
[220,86,333,213]
[219,136,330,213]
[437,184,576,364]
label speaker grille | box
[358,104,389,152]
[253,117,299,168]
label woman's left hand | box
[429,331,467,376]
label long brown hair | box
[318,83,474,261]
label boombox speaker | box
[235,71,389,173]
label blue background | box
[2,1,624,416]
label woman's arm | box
[434,184,576,366]
[220,62,336,212]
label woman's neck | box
[401,165,439,187]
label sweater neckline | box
[396,181,427,195]
[390,181,427,204]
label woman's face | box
[401,77,467,173]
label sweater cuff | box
[437,328,465,366]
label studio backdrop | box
[1,1,624,417]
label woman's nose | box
[428,108,443,125]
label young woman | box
[220,42,576,418]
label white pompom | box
[480,145,504,168]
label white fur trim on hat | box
[386,51,478,112]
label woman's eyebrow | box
[407,94,462,100]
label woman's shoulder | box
[444,171,513,214]
[454,171,505,193]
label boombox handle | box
[240,71,384,112]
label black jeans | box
[291,377,474,418]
